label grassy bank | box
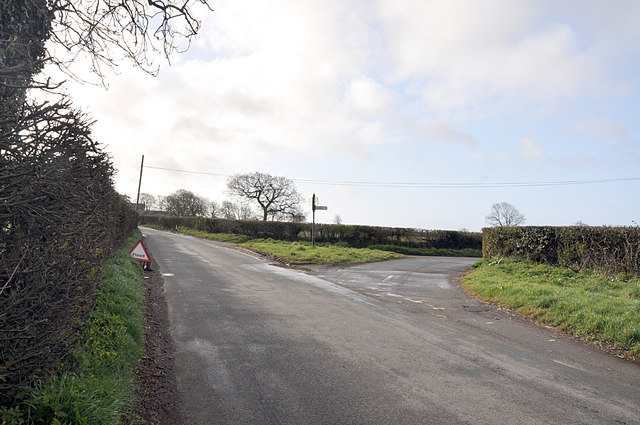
[175,227,252,243]
[2,231,145,424]
[368,244,482,257]
[240,239,404,265]
[140,224,481,263]
[463,259,640,357]
[141,224,404,265]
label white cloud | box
[572,117,633,142]
[426,119,476,146]
[521,137,546,161]
[344,77,395,115]
[375,0,609,114]
[52,0,640,231]
[492,137,547,163]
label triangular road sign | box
[129,240,151,262]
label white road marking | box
[553,360,582,371]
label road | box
[140,227,640,425]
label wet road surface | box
[141,227,640,425]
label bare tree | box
[237,202,259,221]
[220,200,238,220]
[334,214,343,225]
[1,0,213,96]
[156,195,167,211]
[165,189,207,216]
[206,200,219,218]
[227,172,304,221]
[50,0,212,79]
[485,202,526,226]
[139,193,156,210]
[218,200,258,220]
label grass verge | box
[176,227,252,243]
[1,230,145,424]
[240,238,405,265]
[368,244,482,257]
[141,224,481,263]
[463,259,640,358]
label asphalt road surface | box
[141,227,640,425]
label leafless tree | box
[165,189,208,216]
[139,192,157,210]
[218,200,258,221]
[485,202,526,226]
[1,0,212,95]
[237,202,259,221]
[220,200,239,220]
[227,172,304,221]
[207,200,219,218]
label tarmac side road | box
[141,227,640,425]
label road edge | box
[130,245,184,425]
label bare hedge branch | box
[0,0,210,397]
[0,98,137,395]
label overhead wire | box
[143,165,640,189]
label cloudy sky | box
[64,0,640,231]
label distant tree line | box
[139,215,483,251]
[140,171,307,222]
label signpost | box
[311,193,328,247]
[129,240,151,270]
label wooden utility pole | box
[135,155,144,211]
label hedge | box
[138,215,483,250]
[1,100,138,401]
[483,226,640,276]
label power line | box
[143,165,640,189]
[145,165,228,177]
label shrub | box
[483,226,640,276]
[0,100,138,399]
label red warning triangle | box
[129,240,151,262]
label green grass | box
[463,259,640,357]
[239,238,405,265]
[1,231,145,424]
[154,225,405,265]
[176,227,252,243]
[143,224,481,262]
[368,244,482,257]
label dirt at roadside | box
[126,257,183,425]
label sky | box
[60,0,640,231]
